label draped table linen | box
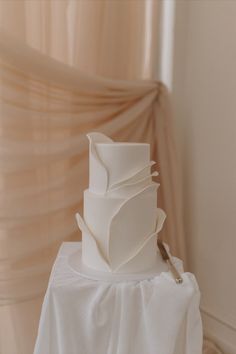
[34,242,203,354]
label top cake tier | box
[88,132,156,196]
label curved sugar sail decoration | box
[87,132,113,194]
[108,172,159,194]
[154,208,166,234]
[108,161,159,193]
[107,183,161,271]
[114,208,166,272]
[75,213,111,272]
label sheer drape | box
[0,0,161,80]
[0,2,188,354]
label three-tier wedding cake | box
[76,132,166,274]
[34,131,203,354]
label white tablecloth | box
[34,242,203,354]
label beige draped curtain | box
[0,1,203,354]
[0,0,160,80]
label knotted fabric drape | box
[0,29,185,353]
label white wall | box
[168,1,236,353]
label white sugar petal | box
[108,184,158,270]
[109,160,158,191]
[75,213,110,271]
[87,132,112,194]
[114,208,166,272]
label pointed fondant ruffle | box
[75,205,166,273]
[108,183,159,270]
[87,132,113,193]
[75,213,110,272]
[113,208,166,272]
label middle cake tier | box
[82,182,163,273]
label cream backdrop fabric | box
[0,29,185,354]
[0,1,217,353]
[0,0,161,80]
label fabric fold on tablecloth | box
[34,242,203,354]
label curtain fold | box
[0,0,161,80]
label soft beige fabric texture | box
[203,338,223,354]
[0,1,218,353]
[0,30,185,353]
[0,0,161,80]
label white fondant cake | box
[75,132,166,273]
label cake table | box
[33,242,203,354]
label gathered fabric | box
[34,243,202,354]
